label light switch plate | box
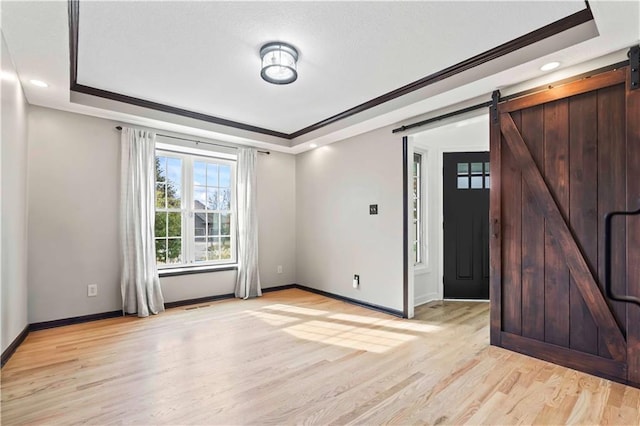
[87,284,98,297]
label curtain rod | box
[115,126,270,155]
[392,59,630,134]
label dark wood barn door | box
[490,65,640,386]
[443,152,490,299]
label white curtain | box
[235,147,262,299]
[120,127,165,316]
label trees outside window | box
[154,151,236,268]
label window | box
[155,150,236,268]
[412,152,423,265]
[155,155,183,265]
[457,161,490,190]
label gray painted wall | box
[295,126,404,312]
[1,32,30,351]
[27,106,296,323]
[257,149,296,286]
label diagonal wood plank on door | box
[499,112,626,362]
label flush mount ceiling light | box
[260,42,298,85]
[540,61,560,71]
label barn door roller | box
[630,45,639,90]
[605,204,640,307]
[491,90,501,124]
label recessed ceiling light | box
[309,143,318,148]
[1,72,17,82]
[30,79,49,88]
[540,62,560,72]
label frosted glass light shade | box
[260,42,298,84]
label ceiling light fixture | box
[309,143,318,148]
[29,79,49,87]
[260,42,298,85]
[540,61,560,72]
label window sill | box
[158,264,238,277]
[414,265,431,275]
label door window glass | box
[457,161,490,189]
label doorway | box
[405,114,490,318]
[443,152,490,299]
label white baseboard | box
[414,293,440,307]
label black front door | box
[443,152,490,299]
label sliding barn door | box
[490,65,640,387]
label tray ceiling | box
[75,1,586,134]
[3,1,638,152]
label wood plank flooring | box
[2,289,639,424]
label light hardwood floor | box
[2,289,639,425]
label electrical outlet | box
[87,284,98,297]
[277,265,283,274]
[353,274,360,288]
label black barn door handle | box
[605,205,640,307]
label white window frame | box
[413,150,428,269]
[155,152,184,266]
[155,148,237,270]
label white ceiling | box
[1,1,639,153]
[75,1,584,134]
